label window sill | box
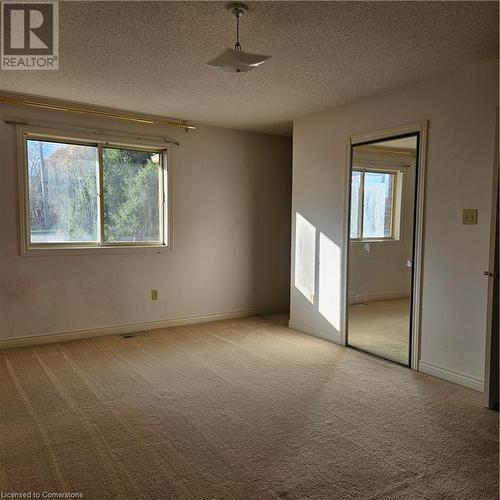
[350,238,402,245]
[21,245,170,257]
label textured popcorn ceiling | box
[0,1,497,135]
[370,137,417,149]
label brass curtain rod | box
[0,95,196,131]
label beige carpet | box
[0,314,497,499]
[348,298,411,364]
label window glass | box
[25,136,166,249]
[102,147,162,243]
[350,171,362,238]
[27,139,98,243]
[362,172,394,238]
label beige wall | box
[0,106,292,341]
[290,60,498,389]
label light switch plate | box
[150,289,159,300]
[462,209,478,225]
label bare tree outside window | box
[27,140,98,243]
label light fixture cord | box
[235,13,241,51]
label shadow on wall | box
[249,138,292,310]
[294,212,341,332]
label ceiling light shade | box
[207,48,271,73]
[207,3,271,73]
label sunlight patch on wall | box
[294,212,316,303]
[318,232,341,330]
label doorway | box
[343,124,427,368]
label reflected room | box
[347,135,418,365]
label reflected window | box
[350,171,361,238]
[350,169,397,240]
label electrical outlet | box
[462,209,478,225]
[150,289,159,301]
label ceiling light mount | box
[226,3,248,18]
[227,2,248,51]
[207,2,271,73]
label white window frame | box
[18,125,171,255]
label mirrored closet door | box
[347,135,418,366]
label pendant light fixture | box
[207,3,271,73]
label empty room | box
[0,1,498,499]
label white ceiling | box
[369,137,418,150]
[1,1,497,135]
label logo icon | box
[1,1,59,70]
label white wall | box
[0,105,292,341]
[290,60,498,388]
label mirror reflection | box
[347,135,418,365]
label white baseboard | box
[288,320,341,344]
[0,305,289,350]
[349,290,410,304]
[419,360,484,392]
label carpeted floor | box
[348,298,411,364]
[0,314,498,499]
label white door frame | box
[483,107,499,407]
[340,121,428,370]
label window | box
[22,131,167,251]
[350,169,398,240]
[102,147,163,243]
